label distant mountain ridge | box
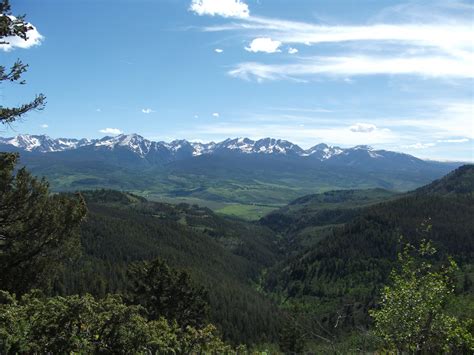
[0,133,430,165]
[0,134,92,153]
[0,133,462,205]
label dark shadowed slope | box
[262,165,474,331]
[54,190,282,345]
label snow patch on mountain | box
[0,134,91,152]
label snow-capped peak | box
[304,143,343,160]
[9,134,44,151]
[94,134,152,157]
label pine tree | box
[0,153,87,294]
[278,313,306,354]
[127,258,209,329]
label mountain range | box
[0,134,462,214]
[0,133,433,164]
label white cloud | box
[0,16,44,51]
[245,18,473,55]
[99,128,123,135]
[201,3,473,81]
[212,112,220,118]
[189,0,249,19]
[214,48,224,53]
[141,108,154,114]
[194,115,199,118]
[404,142,436,149]
[288,47,298,54]
[349,123,377,133]
[96,108,102,112]
[245,37,282,53]
[229,54,474,81]
[40,124,48,129]
[437,138,469,143]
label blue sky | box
[1,0,473,161]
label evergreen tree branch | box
[0,94,46,124]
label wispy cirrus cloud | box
[194,0,473,81]
[268,107,332,114]
[403,142,436,149]
[382,101,474,141]
[229,53,474,81]
[437,138,469,143]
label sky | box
[1,0,473,161]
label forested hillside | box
[260,188,398,253]
[0,152,281,352]
[54,189,282,344]
[262,165,474,344]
